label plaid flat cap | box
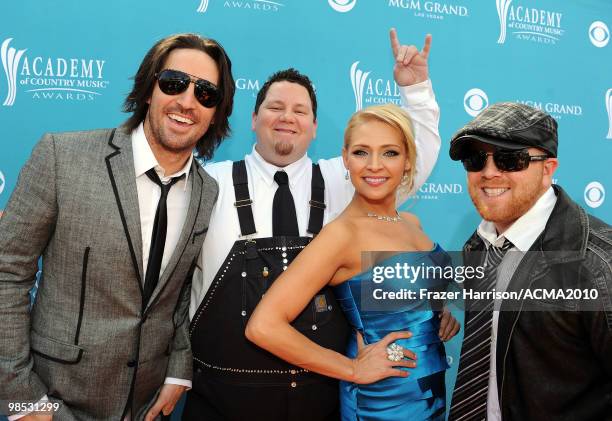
[449,102,558,160]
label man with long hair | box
[0,33,234,420]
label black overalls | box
[183,161,349,421]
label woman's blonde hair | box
[343,103,417,195]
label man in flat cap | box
[446,102,612,420]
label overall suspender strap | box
[232,161,326,236]
[307,164,326,235]
[232,160,257,236]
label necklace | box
[366,211,402,223]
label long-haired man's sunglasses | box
[155,69,221,108]
[462,148,549,172]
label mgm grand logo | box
[414,183,463,200]
[515,100,582,120]
[388,0,469,20]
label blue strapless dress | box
[333,244,451,421]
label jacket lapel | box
[105,128,144,293]
[494,186,588,395]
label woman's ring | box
[386,343,403,362]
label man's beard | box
[147,111,202,154]
[274,140,294,156]
[467,179,544,228]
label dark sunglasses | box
[155,69,221,108]
[462,149,549,172]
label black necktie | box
[449,239,513,421]
[143,169,185,305]
[272,171,299,236]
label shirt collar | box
[246,144,311,188]
[477,186,557,251]
[131,122,192,190]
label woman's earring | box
[345,170,350,181]
[401,172,409,186]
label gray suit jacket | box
[0,127,217,420]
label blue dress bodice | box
[333,244,451,421]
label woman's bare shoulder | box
[399,212,435,251]
[317,214,355,241]
[399,211,422,229]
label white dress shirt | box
[133,123,192,284]
[132,123,193,390]
[476,187,557,421]
[190,79,441,319]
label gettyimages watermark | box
[358,251,604,312]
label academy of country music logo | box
[0,170,5,196]
[1,38,25,106]
[606,89,612,140]
[1,38,109,106]
[464,88,488,117]
[496,0,564,45]
[196,0,284,13]
[584,181,605,209]
[350,61,400,111]
[412,182,463,201]
[197,0,209,12]
[589,21,610,48]
[329,0,357,13]
[387,0,469,21]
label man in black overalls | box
[184,32,441,420]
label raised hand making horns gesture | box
[390,28,432,86]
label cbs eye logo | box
[328,0,356,13]
[464,89,489,117]
[589,21,610,48]
[584,181,605,209]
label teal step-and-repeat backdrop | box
[1,1,610,419]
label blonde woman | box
[246,104,459,420]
